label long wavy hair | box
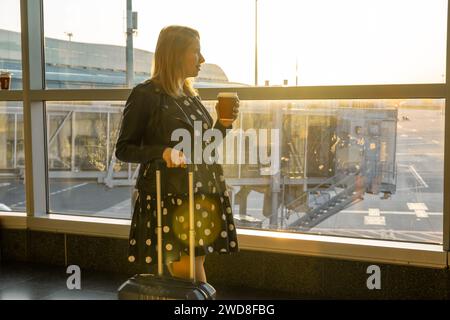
[151,25,199,98]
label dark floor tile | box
[0,261,298,300]
[79,272,129,292]
[214,285,300,300]
[43,288,118,300]
[0,282,58,300]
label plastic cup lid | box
[217,92,238,98]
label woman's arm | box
[115,86,166,163]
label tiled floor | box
[0,261,297,300]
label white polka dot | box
[161,201,164,207]
[203,123,209,130]
[220,197,224,203]
[199,239,204,246]
[146,239,151,246]
[196,203,201,210]
[147,204,151,210]
[201,194,205,200]
[221,231,227,238]
[177,199,182,205]
[230,241,236,248]
[202,211,208,218]
[220,175,225,182]
[165,243,173,251]
[128,256,135,263]
[179,216,185,223]
[196,182,202,188]
[147,221,151,228]
[163,226,170,233]
[184,100,190,106]
[226,207,232,214]
[163,208,168,215]
[146,195,151,200]
[211,204,215,211]
[180,234,187,241]
[229,224,235,231]
[204,228,211,236]
[211,222,215,228]
[190,114,197,120]
[222,214,226,220]
[197,221,202,228]
[220,248,227,253]
[208,181,213,186]
[208,246,214,253]
[145,256,152,263]
[171,198,175,204]
[212,187,216,193]
[224,191,229,197]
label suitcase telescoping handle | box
[155,160,196,281]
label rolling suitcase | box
[118,162,216,300]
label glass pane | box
[258,0,447,86]
[0,101,26,211]
[46,101,133,218]
[201,98,443,244]
[43,0,447,88]
[46,98,444,244]
[43,0,254,88]
[0,0,22,89]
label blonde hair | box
[151,25,199,98]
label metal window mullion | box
[28,84,446,102]
[443,0,450,252]
[0,91,24,101]
[21,0,47,217]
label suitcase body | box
[118,162,216,300]
[118,274,216,300]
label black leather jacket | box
[115,80,230,194]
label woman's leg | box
[167,255,206,282]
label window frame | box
[0,0,448,268]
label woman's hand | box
[216,99,239,128]
[162,147,187,168]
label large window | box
[42,0,447,88]
[44,97,445,244]
[5,0,447,254]
[0,0,22,89]
[0,102,25,212]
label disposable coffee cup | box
[0,72,12,90]
[217,92,238,121]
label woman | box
[115,25,239,283]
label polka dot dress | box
[127,95,239,267]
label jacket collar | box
[148,80,193,128]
